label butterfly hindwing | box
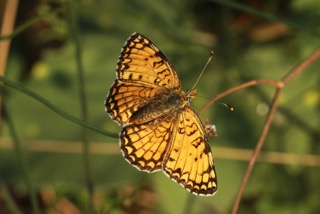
[163,106,217,195]
[120,115,175,172]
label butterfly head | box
[184,89,197,106]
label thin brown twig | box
[282,49,320,84]
[198,79,280,115]
[231,87,282,214]
[0,0,19,128]
[197,49,320,213]
[230,49,320,214]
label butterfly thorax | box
[129,89,193,125]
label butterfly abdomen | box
[129,89,187,125]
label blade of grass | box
[3,103,40,214]
[0,183,22,214]
[67,0,94,212]
[0,76,117,138]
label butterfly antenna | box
[220,102,235,111]
[191,51,214,90]
[197,94,210,101]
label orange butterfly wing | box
[106,33,180,125]
[163,106,217,195]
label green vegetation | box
[1,0,319,213]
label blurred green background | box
[1,0,320,213]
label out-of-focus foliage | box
[1,0,319,213]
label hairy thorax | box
[129,89,192,125]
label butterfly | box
[105,32,217,195]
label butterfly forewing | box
[106,33,181,125]
[117,33,181,89]
[106,80,161,125]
